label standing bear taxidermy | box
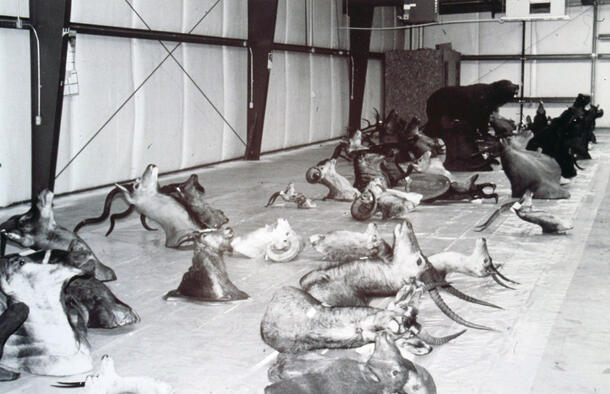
[423,80,519,171]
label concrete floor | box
[1,132,609,393]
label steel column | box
[28,0,72,202]
[347,4,375,135]
[246,0,278,160]
[519,21,526,125]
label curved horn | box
[265,191,281,207]
[442,285,503,309]
[414,329,467,346]
[330,144,345,160]
[265,234,301,263]
[306,167,322,184]
[491,273,516,290]
[140,215,157,232]
[473,200,517,232]
[73,186,125,233]
[350,192,377,221]
[105,205,135,236]
[428,288,494,331]
[489,260,520,284]
[175,231,201,249]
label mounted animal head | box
[308,223,389,263]
[0,253,83,306]
[265,219,302,262]
[176,227,234,253]
[457,238,502,278]
[382,109,404,139]
[0,189,57,248]
[346,130,368,154]
[367,333,436,394]
[306,158,337,184]
[231,219,302,263]
[353,153,390,191]
[573,93,591,111]
[116,164,159,204]
[490,112,516,137]
[391,221,427,278]
[490,79,520,106]
[196,227,234,254]
[398,117,438,158]
[71,355,174,393]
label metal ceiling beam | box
[28,0,72,203]
[246,0,279,160]
[70,22,248,48]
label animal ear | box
[68,239,88,253]
[224,227,234,239]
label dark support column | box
[246,0,278,160]
[29,0,72,202]
[519,21,526,125]
[347,4,374,136]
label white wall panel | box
[533,62,591,97]
[284,0,307,46]
[479,20,523,54]
[284,53,311,148]
[0,0,29,17]
[370,7,403,52]
[362,59,383,124]
[181,44,224,168]
[129,41,184,174]
[70,0,246,39]
[221,47,248,160]
[312,0,331,49]
[594,62,610,127]
[531,6,593,54]
[330,56,350,138]
[424,13,480,54]
[262,52,288,153]
[262,51,351,153]
[309,56,333,142]
[0,29,30,206]
[55,35,136,194]
[131,0,184,32]
[71,0,132,28]
[186,0,223,38]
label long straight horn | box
[428,288,494,331]
[442,285,503,309]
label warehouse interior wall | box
[1,2,609,207]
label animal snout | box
[309,234,323,247]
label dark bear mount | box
[423,80,519,171]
